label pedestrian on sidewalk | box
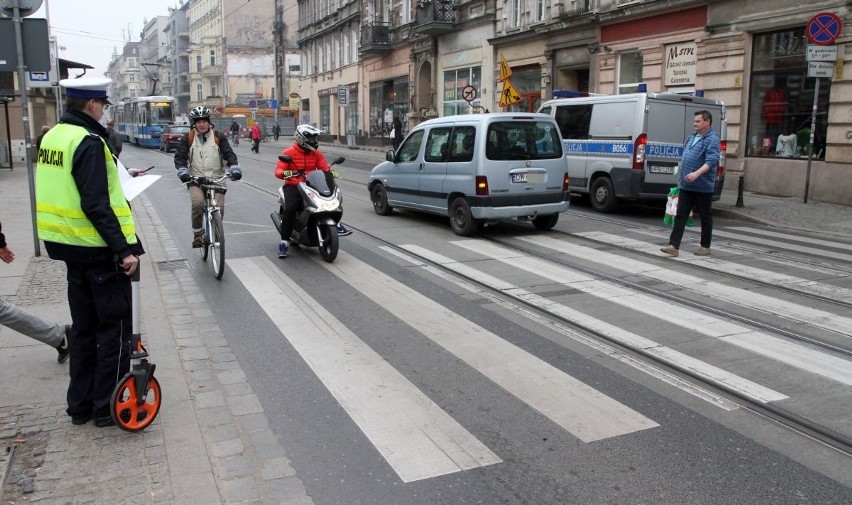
[392,117,402,151]
[106,119,122,159]
[251,123,262,153]
[35,77,146,428]
[661,110,720,258]
[273,122,280,141]
[0,219,70,363]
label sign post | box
[803,12,842,203]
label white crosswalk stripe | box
[229,256,501,483]
[574,231,852,301]
[317,251,659,442]
[516,235,852,337]
[430,242,789,402]
[709,229,852,263]
[727,226,852,252]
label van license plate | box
[649,165,675,174]
[511,173,528,183]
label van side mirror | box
[386,150,395,162]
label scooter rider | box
[274,124,350,258]
[175,106,241,248]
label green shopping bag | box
[663,187,694,227]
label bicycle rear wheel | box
[210,211,225,279]
[200,212,210,261]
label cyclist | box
[175,106,242,248]
[274,124,350,258]
[229,119,240,145]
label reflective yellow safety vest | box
[35,123,137,247]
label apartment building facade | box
[293,0,851,204]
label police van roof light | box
[695,89,704,97]
[637,83,647,92]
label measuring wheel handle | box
[110,266,163,432]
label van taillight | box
[476,176,489,196]
[717,140,727,176]
[563,172,570,192]
[633,133,647,170]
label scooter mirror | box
[331,156,345,165]
[278,155,293,163]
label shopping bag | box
[663,187,694,227]
[663,187,679,226]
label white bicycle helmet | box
[189,106,211,124]
[294,124,322,151]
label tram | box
[114,96,175,148]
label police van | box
[537,90,726,212]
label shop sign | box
[338,87,347,105]
[288,92,300,109]
[664,41,697,86]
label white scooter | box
[270,155,345,263]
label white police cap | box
[59,77,112,104]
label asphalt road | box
[128,142,852,504]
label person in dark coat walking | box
[106,120,122,159]
[392,117,403,151]
[273,122,280,141]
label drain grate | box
[156,259,191,272]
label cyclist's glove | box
[330,170,341,179]
[281,170,294,178]
[177,167,190,183]
[229,166,242,181]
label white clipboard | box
[116,158,161,201]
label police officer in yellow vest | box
[35,77,145,428]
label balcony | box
[359,22,391,55]
[202,64,222,76]
[412,0,455,36]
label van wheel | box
[532,214,559,230]
[371,184,393,216]
[590,177,618,213]
[449,197,480,236]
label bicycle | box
[230,132,240,146]
[192,174,231,279]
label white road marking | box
[408,244,787,403]
[728,226,852,252]
[575,231,852,305]
[710,229,852,263]
[380,246,740,411]
[319,251,659,442]
[517,236,852,337]
[230,257,501,483]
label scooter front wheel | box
[111,372,162,432]
[318,224,339,263]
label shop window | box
[443,67,482,116]
[617,50,643,94]
[369,78,409,137]
[746,27,828,159]
[319,95,330,132]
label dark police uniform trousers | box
[65,260,132,418]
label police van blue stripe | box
[563,140,683,159]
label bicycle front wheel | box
[210,211,225,279]
[200,212,210,261]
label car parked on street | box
[159,124,191,152]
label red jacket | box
[275,143,330,185]
[251,125,261,140]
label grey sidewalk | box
[0,159,313,504]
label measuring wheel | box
[111,371,162,432]
[110,265,162,432]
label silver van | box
[538,92,726,213]
[368,113,570,236]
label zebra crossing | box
[228,224,852,483]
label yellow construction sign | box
[499,79,523,107]
[498,54,512,82]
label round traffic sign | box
[462,85,477,103]
[806,12,842,45]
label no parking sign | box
[806,12,842,46]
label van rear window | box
[486,121,562,161]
